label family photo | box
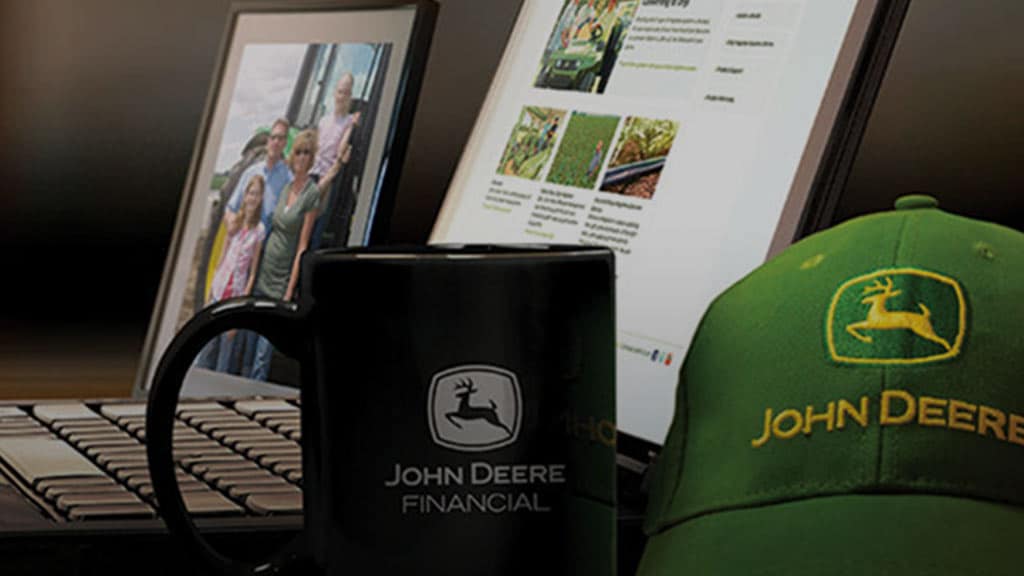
[180,41,392,384]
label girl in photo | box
[195,175,267,372]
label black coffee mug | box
[146,244,616,575]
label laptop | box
[0,0,436,563]
[0,0,907,572]
[428,0,907,519]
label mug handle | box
[145,296,311,575]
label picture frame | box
[134,0,438,397]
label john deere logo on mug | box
[428,365,522,452]
[827,268,965,365]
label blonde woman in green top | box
[247,128,345,381]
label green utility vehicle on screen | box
[536,0,640,94]
[538,22,622,93]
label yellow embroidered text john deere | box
[750,390,1024,448]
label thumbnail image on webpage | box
[535,0,641,94]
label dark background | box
[0,0,1020,388]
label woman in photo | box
[247,129,344,381]
[195,175,267,372]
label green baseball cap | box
[637,195,1024,575]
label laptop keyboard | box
[0,399,302,522]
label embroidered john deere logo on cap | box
[827,268,965,365]
[428,365,522,452]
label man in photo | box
[222,117,292,378]
[224,118,294,233]
[588,139,604,179]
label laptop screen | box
[429,0,888,444]
[135,3,434,398]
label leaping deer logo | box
[428,365,521,451]
[445,378,513,437]
[845,277,952,351]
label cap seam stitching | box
[877,214,910,484]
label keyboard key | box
[119,418,145,433]
[234,400,299,417]
[258,453,301,468]
[52,421,115,434]
[245,490,302,514]
[227,482,294,499]
[212,472,279,490]
[173,445,236,458]
[36,476,117,490]
[172,430,209,442]
[179,453,247,469]
[124,475,153,490]
[56,490,143,511]
[115,465,188,480]
[107,457,147,471]
[98,404,147,419]
[210,428,277,442]
[187,413,248,428]
[177,402,227,414]
[224,436,286,451]
[271,459,301,475]
[180,480,212,492]
[86,445,145,459]
[99,453,149,468]
[0,437,105,484]
[77,439,141,451]
[171,439,223,451]
[233,439,298,453]
[0,413,32,423]
[33,404,101,423]
[191,461,262,477]
[0,419,51,436]
[67,431,134,444]
[218,473,290,491]
[268,420,300,432]
[38,477,119,500]
[45,483,135,499]
[181,491,244,516]
[0,419,38,427]
[0,407,27,418]
[67,503,157,520]
[248,447,301,462]
[0,429,52,438]
[198,420,261,434]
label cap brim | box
[637,494,1024,576]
